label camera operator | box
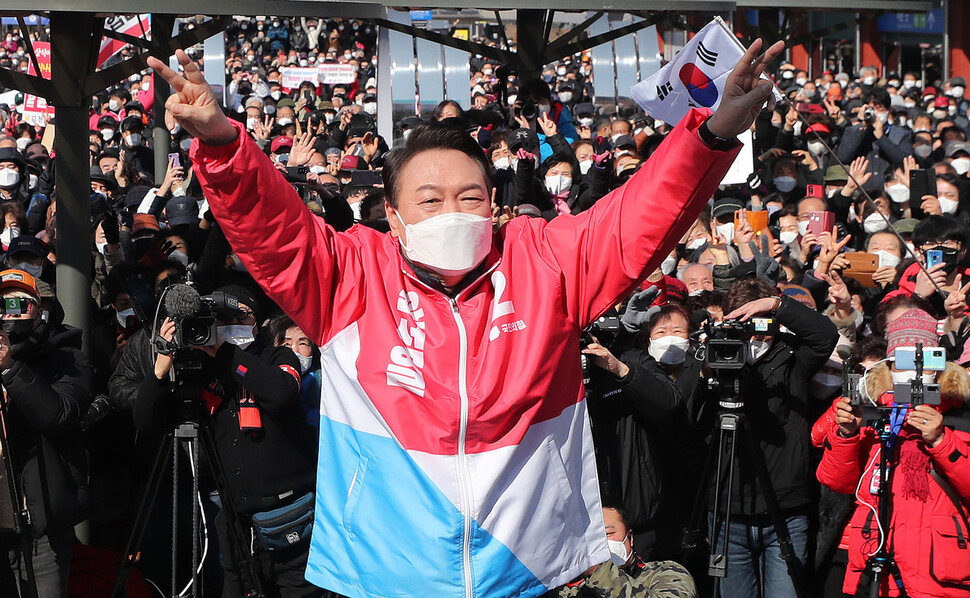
[817,309,970,598]
[709,277,838,598]
[0,269,93,597]
[835,88,913,187]
[584,300,707,561]
[133,284,323,598]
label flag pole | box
[712,16,945,298]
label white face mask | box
[607,533,632,567]
[96,240,109,255]
[779,230,798,245]
[12,262,41,280]
[116,308,136,328]
[660,255,678,276]
[951,86,965,98]
[807,141,825,156]
[15,137,30,151]
[951,157,970,175]
[217,324,255,350]
[648,335,689,365]
[687,237,707,251]
[797,220,810,237]
[914,145,933,159]
[939,196,960,214]
[125,133,142,147]
[904,100,917,109]
[397,212,493,277]
[863,76,876,86]
[890,370,936,385]
[277,118,293,127]
[108,99,120,112]
[904,80,917,89]
[747,338,773,363]
[873,249,900,269]
[296,352,313,374]
[538,104,551,117]
[876,111,889,124]
[544,174,572,195]
[863,213,889,233]
[886,183,910,204]
[363,103,377,115]
[169,250,189,266]
[715,222,735,244]
[0,168,19,188]
[578,117,594,127]
[493,157,510,171]
[578,159,593,175]
[100,128,115,141]
[141,81,150,91]
[0,226,19,246]
[558,91,573,103]
[246,117,258,130]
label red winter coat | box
[817,414,970,597]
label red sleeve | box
[811,397,841,448]
[817,429,869,494]
[526,109,739,328]
[191,121,366,345]
[927,428,970,503]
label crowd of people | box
[0,14,965,598]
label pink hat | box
[886,309,939,356]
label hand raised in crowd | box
[708,220,731,265]
[338,110,353,131]
[792,149,818,171]
[757,147,785,163]
[154,318,176,379]
[287,131,317,167]
[707,37,785,139]
[513,113,532,131]
[783,107,798,131]
[901,155,918,187]
[944,273,970,324]
[158,155,184,196]
[914,262,948,299]
[734,209,756,261]
[147,50,238,146]
[821,269,852,320]
[834,396,862,438]
[253,115,274,141]
[872,265,898,288]
[906,404,945,447]
[582,342,630,378]
[620,285,662,333]
[842,157,872,196]
[538,113,558,138]
[577,124,592,139]
[871,111,885,139]
[724,295,780,322]
[824,97,842,122]
[815,226,851,278]
[360,131,380,162]
[798,230,819,264]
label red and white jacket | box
[192,109,738,598]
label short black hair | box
[865,88,891,110]
[380,123,493,208]
[912,214,968,247]
[724,277,777,315]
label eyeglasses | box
[921,241,962,251]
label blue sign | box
[877,9,944,35]
[0,16,48,26]
[410,10,433,22]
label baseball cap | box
[945,141,970,158]
[712,197,744,220]
[0,268,39,300]
[893,218,919,235]
[270,136,293,154]
[132,214,160,236]
[340,155,364,172]
[805,123,831,136]
[934,96,950,109]
[5,236,44,259]
[613,135,636,150]
[824,165,850,184]
[165,196,200,227]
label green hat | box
[893,218,918,235]
[277,98,296,109]
[824,164,850,184]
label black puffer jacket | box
[4,324,94,536]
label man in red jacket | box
[147,40,783,598]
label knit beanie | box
[886,308,939,356]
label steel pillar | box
[516,9,547,81]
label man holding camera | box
[134,284,322,597]
[710,277,837,598]
[836,88,913,188]
[0,269,93,597]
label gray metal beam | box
[0,2,387,18]
[374,18,515,64]
[546,14,661,59]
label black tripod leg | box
[198,424,266,598]
[742,428,809,598]
[683,426,721,555]
[111,434,174,598]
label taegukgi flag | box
[632,17,782,125]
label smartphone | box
[168,152,181,169]
[303,89,315,104]
[894,346,947,371]
[926,249,944,270]
[843,253,879,287]
[807,211,835,238]
[805,184,823,199]
[735,210,769,233]
[910,169,937,219]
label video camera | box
[701,317,778,370]
[154,283,241,353]
[580,310,622,349]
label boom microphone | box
[164,283,201,319]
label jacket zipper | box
[450,298,474,598]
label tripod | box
[0,389,38,598]
[112,354,266,598]
[683,371,808,598]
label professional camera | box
[514,101,539,121]
[581,309,622,349]
[155,283,241,353]
[702,317,778,370]
[864,106,875,125]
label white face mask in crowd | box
[296,352,313,374]
[797,220,810,237]
[396,211,493,277]
[778,230,798,245]
[951,157,970,176]
[660,255,678,276]
[890,369,936,385]
[886,183,910,204]
[218,324,255,350]
[939,196,960,215]
[0,226,19,246]
[544,174,572,196]
[116,308,136,328]
[715,222,735,244]
[648,335,689,365]
[807,140,825,156]
[493,157,510,171]
[872,249,900,269]
[15,137,30,151]
[0,167,19,188]
[863,213,889,234]
[578,159,593,175]
[607,532,632,567]
[774,176,797,193]
[363,102,377,115]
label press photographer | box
[817,309,970,598]
[0,269,93,597]
[132,283,323,597]
[699,277,837,598]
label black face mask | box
[2,318,34,345]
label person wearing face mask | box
[4,235,53,288]
[706,277,838,598]
[0,147,29,206]
[539,156,586,218]
[268,314,321,431]
[837,89,913,190]
[584,300,712,562]
[514,77,579,162]
[818,309,970,598]
[550,504,697,597]
[119,115,155,179]
[944,142,970,177]
[137,284,322,597]
[883,215,970,319]
[0,269,93,598]
[150,40,783,597]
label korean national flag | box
[632,17,782,126]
